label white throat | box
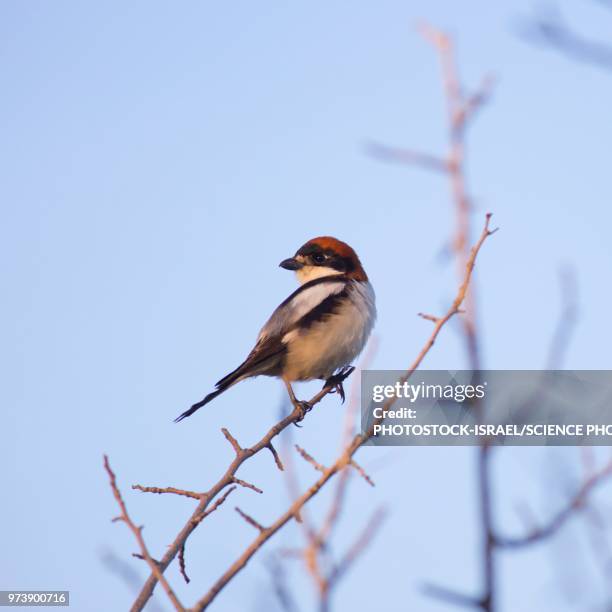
[296,266,344,285]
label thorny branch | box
[122,371,355,611]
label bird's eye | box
[312,253,326,264]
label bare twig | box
[178,544,190,584]
[235,507,266,533]
[267,442,284,471]
[329,508,387,585]
[193,486,237,526]
[132,485,202,500]
[295,445,326,473]
[103,456,185,612]
[349,459,375,487]
[131,381,348,611]
[232,477,263,494]
[418,312,440,323]
[222,428,242,455]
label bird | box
[175,236,376,422]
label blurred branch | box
[266,554,300,612]
[418,24,493,372]
[496,455,612,549]
[367,142,449,173]
[520,8,612,71]
[423,583,483,610]
[545,266,579,369]
[418,25,497,610]
[373,18,611,612]
[372,24,499,610]
[350,459,375,487]
[327,508,387,589]
[370,23,494,374]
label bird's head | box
[279,236,368,285]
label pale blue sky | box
[2,1,612,611]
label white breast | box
[282,281,376,381]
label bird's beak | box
[279,257,303,271]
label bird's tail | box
[175,339,286,422]
[174,387,225,422]
[173,363,249,422]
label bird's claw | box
[291,366,355,426]
[331,382,346,403]
[293,400,312,427]
[324,366,356,404]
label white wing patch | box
[257,278,347,343]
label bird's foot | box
[324,366,356,404]
[293,401,313,427]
